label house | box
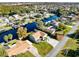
[9,16,15,20]
[44,12,50,18]
[0,18,8,28]
[51,20,60,27]
[4,18,10,23]
[0,23,7,27]
[13,14,23,20]
[47,26,56,34]
[28,31,47,43]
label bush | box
[8,34,13,40]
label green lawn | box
[33,42,53,56]
[64,38,78,50]
[4,39,17,47]
[16,51,34,57]
[63,25,72,35]
[56,38,78,57]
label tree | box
[4,35,8,42]
[17,27,28,40]
[8,34,13,40]
[74,29,79,39]
[57,7,69,17]
[59,23,66,30]
[36,19,44,29]
[34,14,41,18]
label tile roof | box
[6,40,30,56]
[32,31,46,40]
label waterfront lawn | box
[56,38,78,57]
[4,39,17,47]
[8,39,17,46]
[16,51,34,57]
[33,42,53,56]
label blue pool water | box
[24,22,37,32]
[0,15,59,43]
[42,15,59,22]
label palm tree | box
[8,34,13,41]
[17,27,28,40]
[4,35,8,42]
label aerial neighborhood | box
[0,2,79,57]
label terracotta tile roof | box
[32,31,46,40]
[6,40,30,56]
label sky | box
[0,0,79,2]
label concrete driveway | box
[47,36,59,47]
[28,45,41,57]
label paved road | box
[46,22,79,57]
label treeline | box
[0,5,34,16]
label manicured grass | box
[33,42,53,56]
[56,38,78,57]
[64,38,78,50]
[16,51,34,57]
[4,39,17,47]
[63,26,72,35]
